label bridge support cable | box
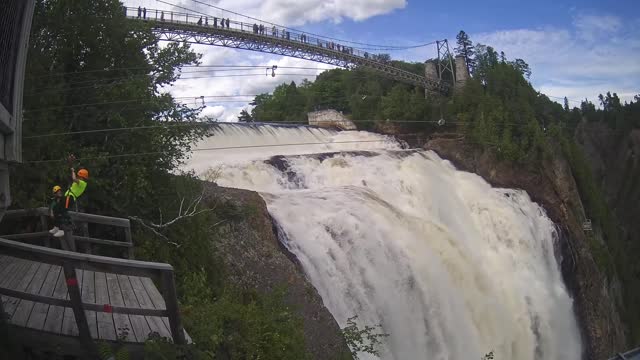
[123,8,451,94]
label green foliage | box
[178,270,308,360]
[340,316,389,359]
[134,177,309,359]
[455,30,476,74]
[12,0,205,219]
[98,341,130,360]
[9,1,312,357]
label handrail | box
[3,207,135,258]
[0,238,185,345]
[122,7,449,91]
[5,207,130,228]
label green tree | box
[455,30,476,75]
[510,58,531,80]
[238,109,253,122]
[15,0,203,218]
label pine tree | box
[455,30,476,75]
[238,109,253,122]
[564,97,570,112]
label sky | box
[126,0,640,121]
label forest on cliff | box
[247,31,640,343]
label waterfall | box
[186,124,582,360]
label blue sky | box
[127,0,639,120]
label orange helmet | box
[52,185,62,193]
[77,168,89,179]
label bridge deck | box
[0,254,189,344]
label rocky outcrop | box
[203,183,351,360]
[424,136,626,360]
[308,109,356,130]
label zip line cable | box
[27,71,324,93]
[24,139,406,164]
[23,119,469,139]
[27,64,336,79]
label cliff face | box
[576,123,640,343]
[204,183,352,360]
[424,136,626,360]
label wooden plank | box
[129,276,172,339]
[162,271,185,344]
[80,270,98,339]
[62,266,97,357]
[4,208,130,228]
[69,212,131,228]
[124,226,134,259]
[42,265,67,333]
[2,232,50,240]
[105,273,135,342]
[94,272,116,341]
[0,238,172,279]
[4,260,39,318]
[0,256,23,313]
[139,277,166,309]
[118,275,151,342]
[11,263,50,326]
[27,265,61,330]
[61,269,84,336]
[140,277,172,340]
[73,235,132,248]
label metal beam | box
[125,8,450,93]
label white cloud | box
[573,14,622,41]
[474,13,640,104]
[168,44,336,121]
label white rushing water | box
[186,124,582,360]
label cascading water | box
[186,123,583,360]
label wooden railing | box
[2,208,134,259]
[0,238,185,352]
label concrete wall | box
[308,109,356,130]
[424,60,437,81]
[454,55,469,91]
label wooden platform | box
[0,254,189,344]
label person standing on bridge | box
[143,7,147,19]
[226,18,230,28]
[214,17,217,27]
[161,11,164,21]
[137,6,141,18]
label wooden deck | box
[0,209,191,357]
[0,255,185,343]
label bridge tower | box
[454,55,470,92]
[424,39,456,98]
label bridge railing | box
[124,7,382,61]
[0,237,186,349]
[1,207,134,259]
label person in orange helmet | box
[64,154,89,211]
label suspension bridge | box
[123,7,464,94]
